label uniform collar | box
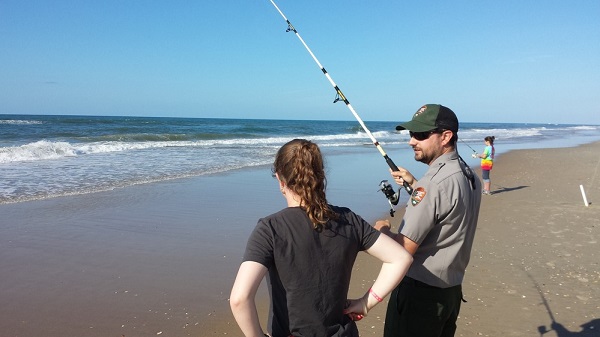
[431,150,458,167]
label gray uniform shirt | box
[400,150,481,288]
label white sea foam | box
[0,140,77,163]
[0,119,43,125]
[568,125,596,130]
[0,133,380,164]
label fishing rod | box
[459,138,480,159]
[268,0,413,199]
[460,138,478,153]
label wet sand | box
[1,142,599,336]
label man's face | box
[408,130,450,165]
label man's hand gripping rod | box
[269,0,413,196]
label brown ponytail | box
[272,139,337,230]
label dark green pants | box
[383,277,463,337]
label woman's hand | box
[343,297,368,321]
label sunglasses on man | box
[409,129,445,141]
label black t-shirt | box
[243,205,380,337]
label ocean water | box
[2,114,600,204]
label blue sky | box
[1,1,599,124]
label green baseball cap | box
[396,104,459,133]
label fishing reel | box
[378,180,399,217]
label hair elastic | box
[369,288,383,302]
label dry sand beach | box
[456,141,600,337]
[349,141,600,337]
[1,141,599,337]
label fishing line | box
[268,0,413,196]
[459,138,478,153]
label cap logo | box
[414,105,428,118]
[410,187,426,206]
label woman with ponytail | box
[475,136,495,195]
[231,139,412,337]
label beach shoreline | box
[2,141,599,337]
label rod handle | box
[385,156,413,195]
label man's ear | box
[441,130,454,145]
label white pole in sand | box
[579,185,589,207]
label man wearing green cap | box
[375,104,482,337]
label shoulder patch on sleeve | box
[410,187,427,206]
